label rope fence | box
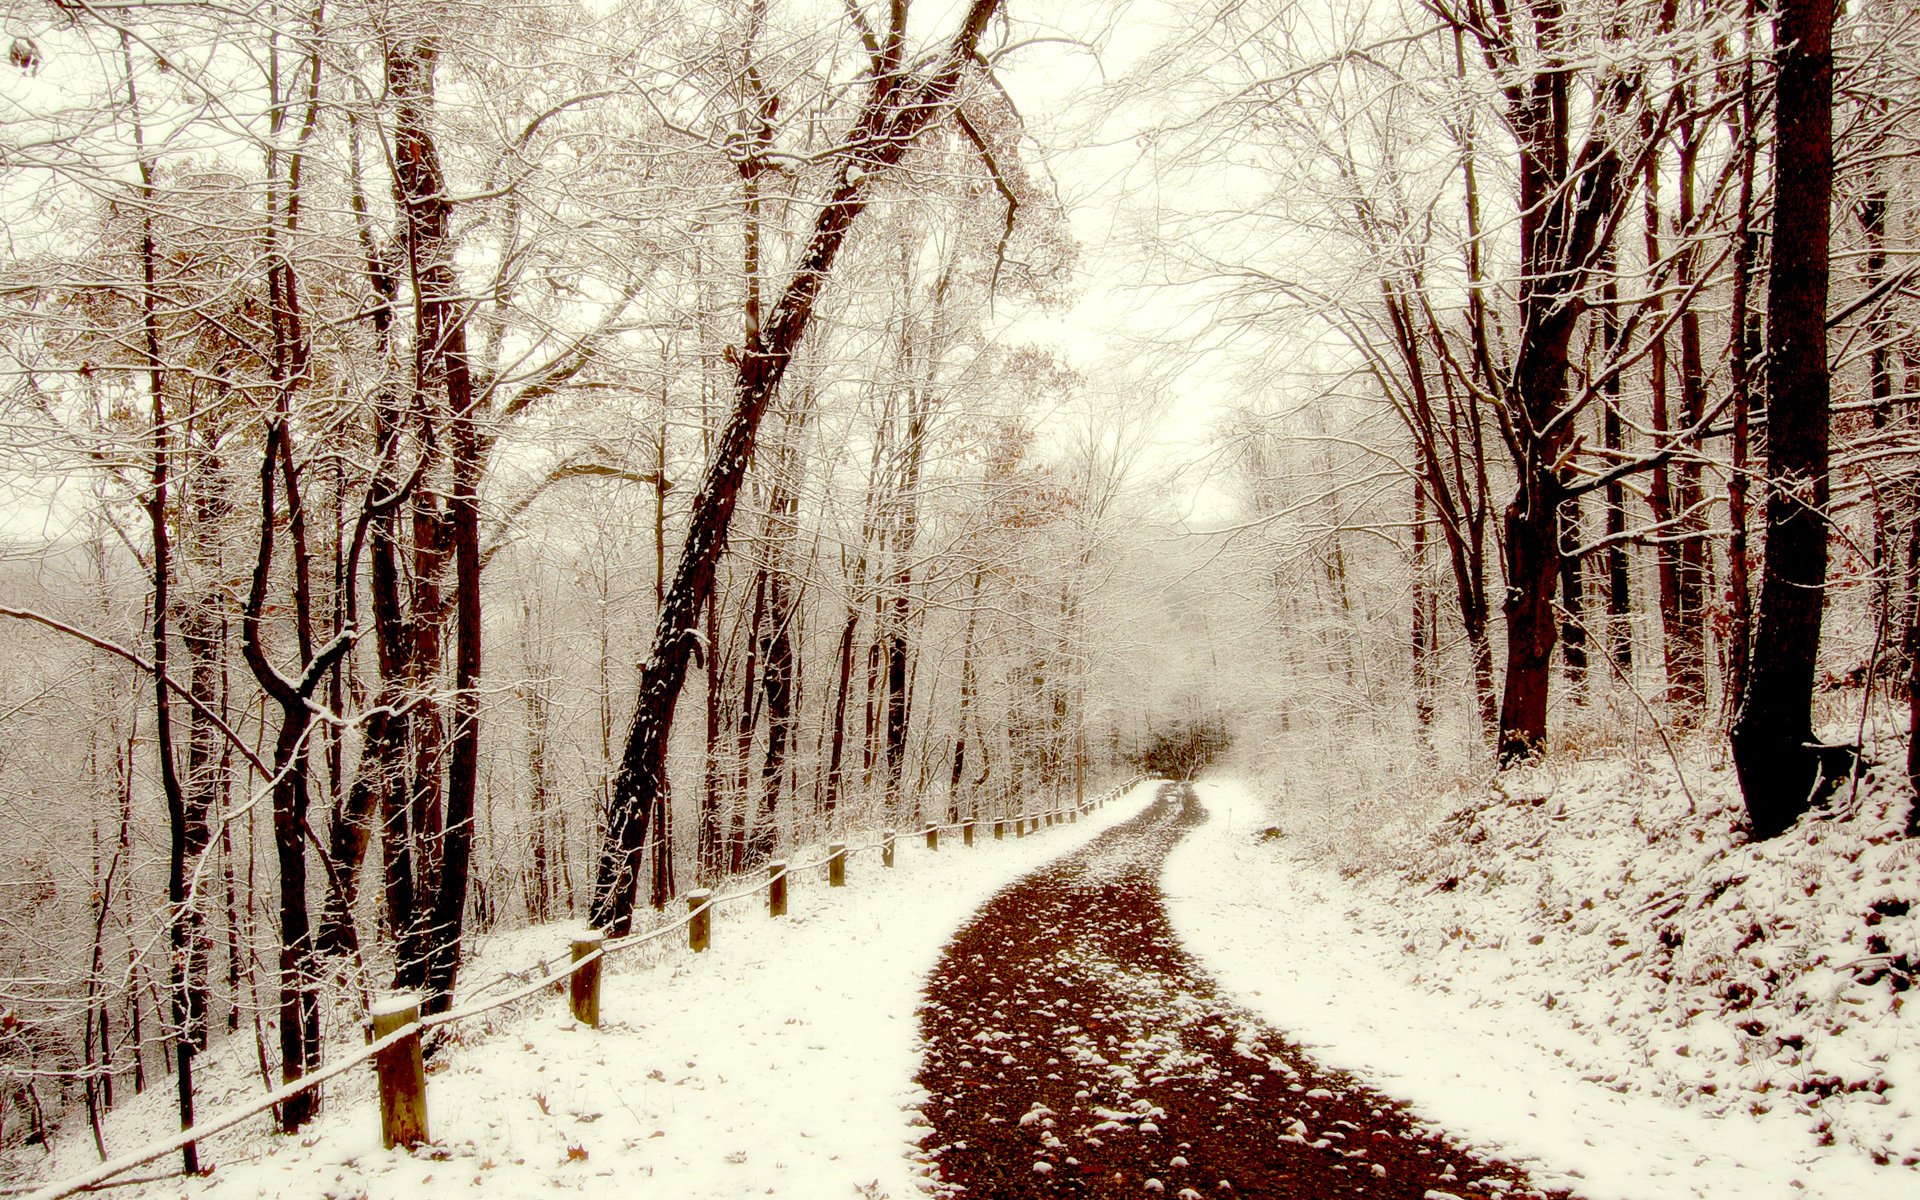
[21,778,1146,1200]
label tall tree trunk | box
[387,29,484,1015]
[240,420,347,1133]
[1732,0,1836,838]
[1494,0,1628,762]
[320,112,414,962]
[949,570,984,819]
[117,31,201,1170]
[1642,138,1690,719]
[751,416,807,864]
[881,387,930,824]
[1669,110,1710,726]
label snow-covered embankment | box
[1162,777,1908,1200]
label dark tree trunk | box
[590,0,1006,934]
[1732,0,1836,838]
[385,31,484,1015]
[1493,0,1629,763]
[879,377,932,823]
[752,419,805,867]
[118,33,200,1170]
[823,605,858,823]
[320,117,413,962]
[1500,471,1568,761]
[949,571,983,819]
[240,421,348,1133]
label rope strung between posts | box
[19,776,1144,1200]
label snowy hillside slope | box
[23,788,1151,1200]
[1165,759,1918,1199]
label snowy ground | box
[27,788,1151,1200]
[1164,773,1917,1200]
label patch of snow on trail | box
[1162,778,1907,1200]
[40,788,1150,1200]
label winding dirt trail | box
[915,782,1568,1199]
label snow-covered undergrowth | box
[1164,763,1918,1200]
[29,788,1151,1200]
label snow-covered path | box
[37,790,1151,1200]
[1162,778,1902,1200]
[917,781,1558,1199]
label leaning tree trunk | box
[1732,0,1836,838]
[590,0,1007,935]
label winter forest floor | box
[27,768,1920,1200]
[1172,752,1919,1200]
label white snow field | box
[28,786,1151,1200]
[1164,775,1915,1200]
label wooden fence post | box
[768,861,788,917]
[925,825,939,851]
[569,932,604,1027]
[1069,807,1077,824]
[963,821,975,846]
[883,829,897,868]
[688,889,712,952]
[828,842,847,887]
[371,993,427,1150]
[1015,816,1026,838]
[994,819,1005,840]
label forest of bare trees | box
[0,0,1175,1171]
[2,0,1917,1185]
[1185,0,1920,838]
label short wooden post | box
[883,830,896,868]
[569,932,604,1027]
[768,861,788,917]
[687,889,712,952]
[828,842,847,887]
[1069,807,1077,824]
[371,993,428,1150]
[1015,815,1026,838]
[993,819,1005,840]
[963,821,975,847]
[925,825,939,851]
